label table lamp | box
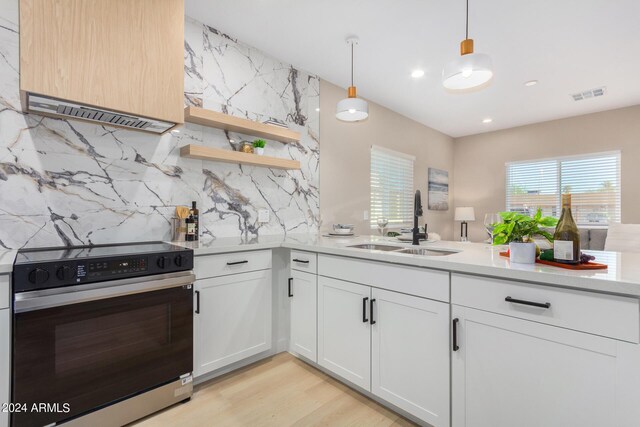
[455,207,475,242]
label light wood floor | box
[133,353,417,427]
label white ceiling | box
[186,0,640,137]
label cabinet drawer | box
[0,275,8,310]
[290,250,317,274]
[318,254,449,302]
[452,273,639,343]
[194,250,272,280]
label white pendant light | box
[336,37,369,122]
[442,0,493,91]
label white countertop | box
[175,234,640,298]
[0,250,16,274]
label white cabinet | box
[317,276,450,426]
[371,288,450,427]
[451,305,639,427]
[289,270,317,362]
[1,309,8,427]
[194,269,272,377]
[317,276,371,390]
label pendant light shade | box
[443,0,493,91]
[336,37,368,122]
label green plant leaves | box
[491,208,559,245]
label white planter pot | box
[509,242,536,264]
[255,147,265,155]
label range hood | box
[27,94,175,134]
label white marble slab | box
[0,0,319,249]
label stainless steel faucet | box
[413,190,423,246]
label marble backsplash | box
[0,1,319,249]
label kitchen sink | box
[395,248,459,256]
[347,244,404,251]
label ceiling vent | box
[570,87,606,102]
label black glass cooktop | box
[15,242,189,265]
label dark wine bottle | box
[190,201,199,241]
[185,214,196,242]
[553,194,580,264]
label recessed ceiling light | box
[482,118,493,123]
[315,107,320,112]
[411,69,425,78]
[229,139,235,143]
[524,80,538,87]
[171,129,180,134]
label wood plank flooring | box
[133,353,417,427]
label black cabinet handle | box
[195,290,200,314]
[227,260,249,266]
[288,278,293,297]
[452,318,459,351]
[362,297,369,323]
[292,258,310,264]
[370,299,376,325]
[505,296,551,309]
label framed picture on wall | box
[428,168,449,211]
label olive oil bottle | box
[553,194,580,264]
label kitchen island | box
[178,234,640,427]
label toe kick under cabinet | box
[193,250,273,378]
[316,254,450,427]
[451,273,640,427]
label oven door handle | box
[14,271,195,313]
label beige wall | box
[454,105,640,242]
[319,80,456,239]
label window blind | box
[506,152,621,226]
[370,145,415,228]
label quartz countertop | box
[174,234,640,298]
[0,250,17,274]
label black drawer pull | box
[370,298,376,325]
[195,290,200,314]
[288,278,293,298]
[505,296,551,309]
[362,297,369,323]
[227,260,249,266]
[452,318,459,351]
[292,258,310,264]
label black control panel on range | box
[13,242,194,293]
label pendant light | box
[336,37,369,122]
[442,0,493,91]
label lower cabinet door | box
[371,289,450,426]
[452,305,621,427]
[318,276,371,390]
[289,270,317,362]
[0,309,8,427]
[194,270,272,377]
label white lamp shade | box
[455,207,476,221]
[442,53,493,90]
[336,97,369,122]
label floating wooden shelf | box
[180,144,300,170]
[184,106,300,144]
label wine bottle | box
[185,214,196,242]
[190,201,199,241]
[553,194,580,264]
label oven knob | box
[174,255,183,267]
[28,268,50,285]
[157,256,167,269]
[56,265,76,281]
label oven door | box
[12,271,194,427]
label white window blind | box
[506,152,621,226]
[370,145,415,228]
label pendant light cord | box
[465,0,469,39]
[351,42,354,87]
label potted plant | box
[253,139,266,155]
[492,209,558,264]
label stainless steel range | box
[11,242,195,427]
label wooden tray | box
[499,252,608,270]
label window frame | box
[505,151,621,227]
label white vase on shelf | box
[255,147,264,155]
[509,242,536,264]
